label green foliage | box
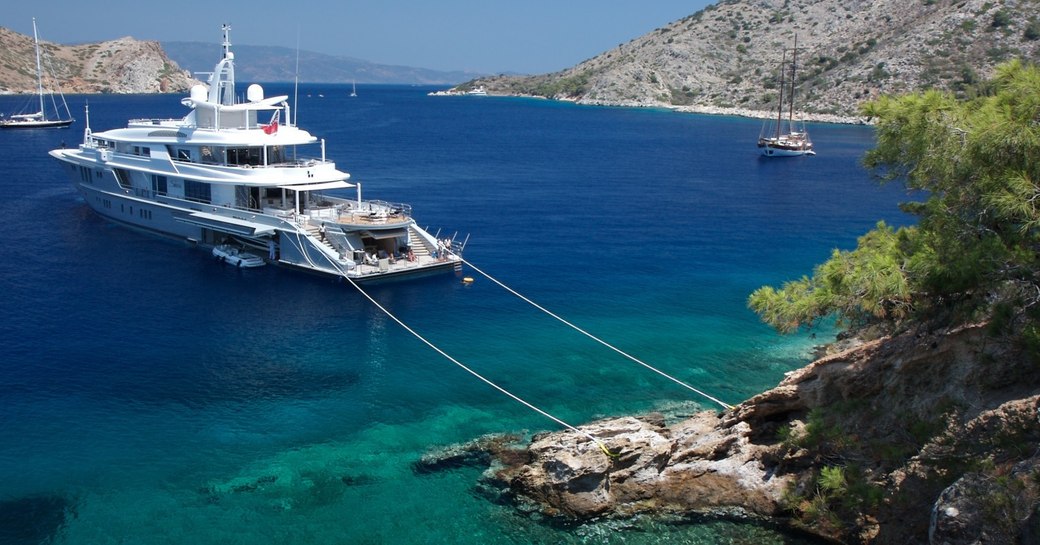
[795,408,856,452]
[751,61,1040,339]
[1025,20,1040,40]
[748,222,914,333]
[991,9,1012,28]
[530,72,590,98]
[818,466,847,494]
[785,464,884,535]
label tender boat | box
[0,18,74,129]
[212,244,266,268]
[49,24,463,282]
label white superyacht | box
[50,25,462,282]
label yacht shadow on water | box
[0,494,74,545]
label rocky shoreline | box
[575,96,869,125]
[450,88,870,125]
[419,324,1040,543]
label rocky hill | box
[469,0,1040,119]
[0,27,196,94]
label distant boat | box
[350,80,357,97]
[757,36,814,157]
[466,86,488,96]
[0,18,74,129]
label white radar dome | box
[190,84,207,103]
[247,84,264,103]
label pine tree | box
[749,60,1040,346]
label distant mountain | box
[0,27,195,94]
[467,0,1040,118]
[162,41,482,85]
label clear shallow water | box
[0,86,911,544]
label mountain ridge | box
[161,41,483,86]
[0,26,483,96]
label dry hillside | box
[0,26,195,95]
[472,0,1040,118]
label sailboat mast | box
[32,18,44,117]
[775,49,786,139]
[788,34,798,132]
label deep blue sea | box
[0,85,912,544]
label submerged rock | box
[414,433,525,475]
[0,494,74,545]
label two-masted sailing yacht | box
[0,18,74,129]
[757,36,814,157]
[49,25,463,282]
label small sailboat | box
[350,80,357,97]
[757,36,813,157]
[0,18,74,129]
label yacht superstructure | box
[50,25,462,282]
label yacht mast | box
[788,34,798,133]
[775,49,786,139]
[32,18,44,117]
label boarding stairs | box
[304,222,431,259]
[407,229,432,257]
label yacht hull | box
[0,119,73,129]
[63,175,459,284]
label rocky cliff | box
[0,27,196,94]
[419,324,1040,543]
[468,0,1040,119]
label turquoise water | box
[0,85,910,543]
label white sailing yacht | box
[49,24,463,282]
[0,18,74,129]
[757,36,814,157]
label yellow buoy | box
[462,277,474,284]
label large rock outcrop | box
[455,324,1040,543]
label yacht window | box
[177,149,191,161]
[114,169,132,189]
[152,175,168,196]
[269,146,285,164]
[184,180,212,203]
[200,146,217,164]
[227,147,262,166]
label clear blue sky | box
[4,0,714,74]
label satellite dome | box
[190,84,207,103]
[247,84,264,103]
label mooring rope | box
[342,275,618,458]
[458,257,734,411]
